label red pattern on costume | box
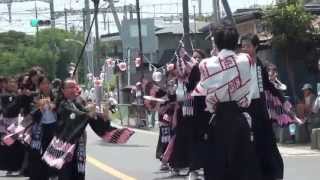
[202,65,235,82]
[228,76,242,94]
[192,50,253,112]
[206,94,220,110]
[238,93,250,107]
[231,57,243,84]
[206,94,219,104]
[194,87,203,94]
[202,61,210,78]
[246,54,254,66]
[219,56,236,70]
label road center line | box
[87,155,137,180]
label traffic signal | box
[31,19,51,27]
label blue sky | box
[0,0,275,34]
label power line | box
[0,1,213,34]
[0,0,49,4]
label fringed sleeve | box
[258,58,286,103]
[89,116,134,144]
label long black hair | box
[213,25,239,51]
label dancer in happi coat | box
[0,76,30,175]
[187,49,210,180]
[240,33,285,180]
[41,79,134,180]
[264,63,298,127]
[162,46,196,176]
[192,25,262,180]
[142,79,173,171]
[27,75,58,180]
[155,94,176,171]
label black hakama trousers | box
[0,117,25,172]
[189,96,211,171]
[0,141,25,171]
[28,122,57,180]
[168,106,193,169]
[247,99,284,180]
[204,102,262,180]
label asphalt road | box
[1,124,320,180]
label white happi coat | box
[192,49,260,113]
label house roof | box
[199,9,264,33]
[232,10,263,24]
[100,32,121,42]
[305,2,320,14]
[155,21,208,35]
[100,20,209,42]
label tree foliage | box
[267,0,314,48]
[0,29,84,81]
[266,0,317,99]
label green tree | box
[19,45,58,79]
[0,29,85,81]
[0,52,23,75]
[36,29,84,80]
[0,31,34,52]
[266,0,315,98]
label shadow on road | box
[152,174,187,180]
[96,141,149,148]
[152,171,188,180]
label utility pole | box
[82,9,86,32]
[123,5,128,21]
[64,8,68,31]
[94,1,100,44]
[221,0,235,26]
[127,48,131,86]
[198,0,202,16]
[182,0,192,54]
[212,0,220,23]
[49,0,55,28]
[35,0,39,34]
[107,0,121,33]
[176,0,179,16]
[84,0,94,81]
[129,5,133,20]
[136,0,144,79]
[103,12,106,30]
[193,4,197,49]
[7,3,12,23]
[193,5,196,33]
[93,0,100,76]
[107,15,110,34]
[135,0,144,128]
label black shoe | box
[159,163,170,171]
[171,169,180,176]
[188,171,199,180]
